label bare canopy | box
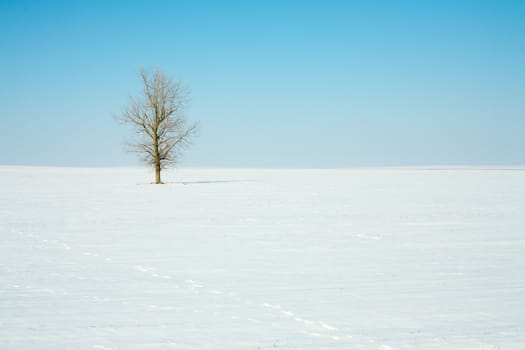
[121,69,198,184]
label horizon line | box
[1,164,525,171]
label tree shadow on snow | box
[171,180,248,185]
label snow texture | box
[1,166,524,350]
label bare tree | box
[121,68,199,184]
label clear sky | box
[1,0,524,167]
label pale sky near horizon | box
[1,0,524,167]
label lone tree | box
[121,69,198,184]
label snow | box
[1,166,524,350]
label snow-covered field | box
[1,166,524,350]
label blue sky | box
[1,0,524,167]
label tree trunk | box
[154,162,161,184]
[153,134,162,184]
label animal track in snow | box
[356,233,381,241]
[262,303,344,340]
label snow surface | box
[0,166,524,350]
